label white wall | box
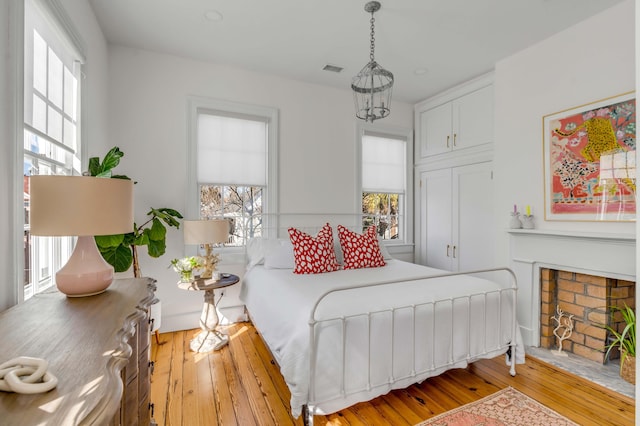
[106,46,414,331]
[493,0,635,266]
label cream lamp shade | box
[183,219,229,279]
[30,176,134,297]
[183,219,229,245]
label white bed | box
[240,242,523,424]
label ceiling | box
[88,0,624,104]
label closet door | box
[419,102,452,158]
[452,85,494,151]
[452,162,494,271]
[420,168,453,270]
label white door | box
[452,162,494,271]
[452,85,494,150]
[419,102,451,158]
[420,168,453,270]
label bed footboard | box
[304,267,518,425]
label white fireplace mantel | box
[508,229,635,346]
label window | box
[189,98,278,249]
[23,0,84,299]
[359,125,411,243]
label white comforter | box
[240,260,523,417]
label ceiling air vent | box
[322,64,344,73]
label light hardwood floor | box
[150,323,635,426]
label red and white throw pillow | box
[338,225,386,270]
[288,223,340,274]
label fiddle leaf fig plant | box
[90,147,183,276]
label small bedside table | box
[178,273,239,352]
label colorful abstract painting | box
[543,93,636,221]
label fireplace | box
[539,268,635,363]
[507,229,635,348]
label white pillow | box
[378,239,393,260]
[246,237,280,269]
[264,239,295,269]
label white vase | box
[522,215,535,229]
[509,212,522,229]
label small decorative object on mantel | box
[552,305,574,357]
[509,204,522,229]
[522,205,535,229]
[0,356,58,394]
[170,256,204,283]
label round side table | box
[178,273,239,352]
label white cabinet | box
[417,162,494,271]
[416,77,494,160]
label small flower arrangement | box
[170,256,205,282]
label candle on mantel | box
[526,205,531,216]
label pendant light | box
[351,1,394,122]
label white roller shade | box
[362,134,406,193]
[197,113,267,186]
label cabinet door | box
[420,169,453,270]
[452,85,493,150]
[452,162,494,271]
[419,102,452,158]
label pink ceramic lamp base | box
[55,236,115,297]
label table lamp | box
[29,175,134,297]
[183,219,229,279]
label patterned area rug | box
[415,387,578,426]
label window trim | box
[356,122,413,245]
[187,96,279,247]
[20,0,86,301]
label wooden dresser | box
[0,277,156,425]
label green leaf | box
[134,232,149,246]
[122,232,137,246]
[147,238,166,258]
[148,218,167,241]
[100,146,124,173]
[147,207,183,229]
[98,244,133,273]
[111,174,133,181]
[88,157,100,176]
[95,234,125,249]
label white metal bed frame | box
[238,214,518,425]
[301,267,518,426]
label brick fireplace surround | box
[540,268,635,363]
[508,229,635,349]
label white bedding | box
[240,259,523,418]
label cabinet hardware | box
[453,245,457,258]
[446,135,450,148]
[149,361,155,374]
[453,133,457,146]
[446,244,451,257]
[149,402,155,416]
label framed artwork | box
[543,92,636,221]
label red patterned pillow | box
[288,223,340,274]
[338,225,386,270]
